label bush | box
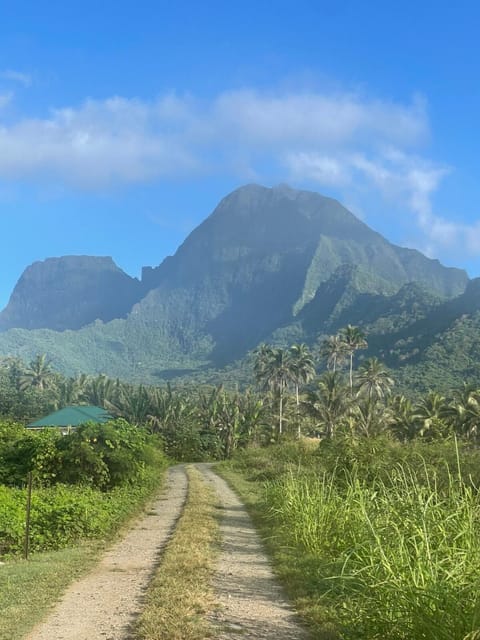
[0,419,168,557]
[56,421,159,489]
[0,461,167,557]
[0,485,25,555]
[0,420,162,490]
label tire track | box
[24,465,188,640]
[196,464,310,640]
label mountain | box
[0,256,143,331]
[130,184,467,364]
[0,184,473,390]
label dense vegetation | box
[4,323,480,459]
[0,419,166,556]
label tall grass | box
[264,453,480,639]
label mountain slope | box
[0,256,143,332]
[131,184,468,364]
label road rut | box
[24,465,187,640]
[198,464,309,640]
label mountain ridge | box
[0,183,474,391]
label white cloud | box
[0,70,32,87]
[286,152,350,186]
[0,96,200,187]
[0,85,476,262]
[284,145,480,260]
[214,90,428,149]
[0,89,428,188]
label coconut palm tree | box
[339,325,368,393]
[289,343,316,437]
[444,384,480,441]
[53,373,88,409]
[82,374,117,407]
[356,357,394,402]
[253,343,274,383]
[19,354,55,392]
[303,371,350,439]
[255,346,294,438]
[319,334,348,373]
[351,398,392,437]
[415,392,450,439]
[388,395,420,441]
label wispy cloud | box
[0,96,200,187]
[0,89,428,187]
[213,90,428,149]
[0,92,13,109]
[0,70,32,87]
[0,86,475,261]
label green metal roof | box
[28,405,113,428]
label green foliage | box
[0,418,168,557]
[56,421,154,489]
[0,463,166,557]
[0,420,160,490]
[0,428,62,486]
[0,486,25,555]
[265,466,480,639]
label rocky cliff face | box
[0,256,143,331]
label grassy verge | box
[0,465,168,640]
[135,465,219,640]
[218,441,480,640]
[0,544,99,640]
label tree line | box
[2,323,480,460]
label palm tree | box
[444,384,480,441]
[351,398,392,438]
[339,325,368,393]
[388,395,420,441]
[303,371,350,439]
[415,392,450,439]
[253,343,274,382]
[82,374,117,407]
[105,383,151,423]
[19,354,55,392]
[255,346,294,438]
[289,343,316,437]
[319,334,348,373]
[356,357,394,402]
[53,373,88,409]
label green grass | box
[134,465,219,640]
[0,544,99,640]
[220,440,480,640]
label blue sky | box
[1,1,479,307]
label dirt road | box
[23,464,309,640]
